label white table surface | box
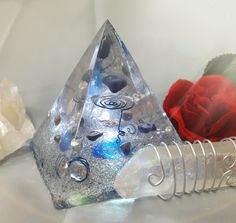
[1,0,236,222]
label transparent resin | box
[32,20,181,209]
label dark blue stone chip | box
[138,123,156,133]
[122,112,132,121]
[87,131,103,141]
[102,75,127,93]
[151,124,157,131]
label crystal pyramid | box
[32,20,181,209]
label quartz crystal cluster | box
[32,20,181,208]
[0,79,35,160]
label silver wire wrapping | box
[147,137,236,200]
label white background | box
[1,0,236,222]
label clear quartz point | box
[114,139,236,199]
[32,20,181,208]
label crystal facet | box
[0,79,35,160]
[32,20,181,208]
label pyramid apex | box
[104,19,112,25]
[101,19,115,32]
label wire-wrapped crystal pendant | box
[115,138,236,200]
[32,20,181,209]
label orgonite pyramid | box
[32,20,181,209]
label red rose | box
[163,75,236,142]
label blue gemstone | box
[59,130,73,152]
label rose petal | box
[163,79,193,115]
[194,98,209,116]
[206,95,236,125]
[193,95,210,110]
[182,103,208,134]
[207,111,236,138]
[168,106,205,142]
[181,94,210,135]
[193,75,236,98]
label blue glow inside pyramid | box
[32,20,181,209]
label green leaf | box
[204,54,236,84]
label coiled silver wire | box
[147,137,236,200]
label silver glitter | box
[165,126,173,132]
